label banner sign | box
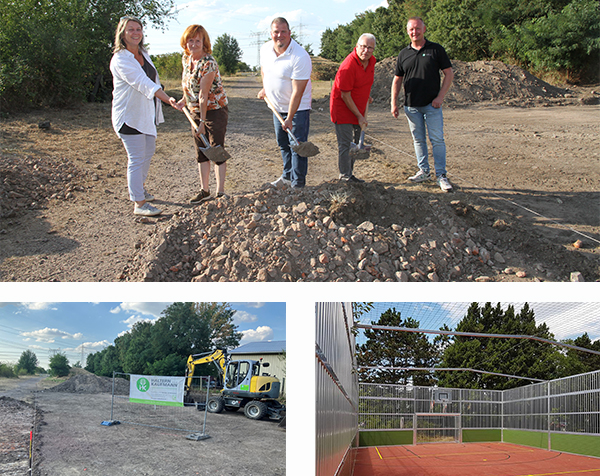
[129,374,185,407]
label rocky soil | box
[1,59,598,282]
[121,180,596,282]
[0,397,42,476]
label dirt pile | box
[366,58,579,107]
[120,181,597,282]
[45,374,129,395]
[0,152,88,221]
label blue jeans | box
[273,109,310,187]
[404,104,446,176]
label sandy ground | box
[0,72,598,281]
[0,375,285,476]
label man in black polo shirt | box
[391,17,454,192]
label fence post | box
[111,371,115,421]
[547,381,551,451]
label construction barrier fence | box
[108,372,212,434]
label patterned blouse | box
[182,53,228,113]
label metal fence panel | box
[316,303,358,476]
[110,373,210,434]
[358,371,600,442]
[503,370,600,435]
[359,383,502,432]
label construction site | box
[1,366,285,475]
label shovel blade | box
[200,146,231,164]
[291,141,320,157]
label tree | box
[16,350,39,375]
[436,303,564,390]
[357,308,439,386]
[195,302,242,350]
[49,352,70,377]
[87,302,242,378]
[0,0,176,111]
[563,333,600,373]
[213,34,242,75]
[515,0,600,81]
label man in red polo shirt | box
[330,33,376,183]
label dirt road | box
[1,73,598,281]
[0,374,286,476]
[34,392,285,476]
[0,374,48,399]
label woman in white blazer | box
[110,16,178,216]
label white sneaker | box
[143,190,155,202]
[437,174,453,192]
[270,176,292,188]
[134,202,162,216]
[408,169,431,183]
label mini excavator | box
[185,349,285,421]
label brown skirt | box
[191,106,229,163]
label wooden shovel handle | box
[361,101,369,131]
[182,106,198,133]
[263,96,300,145]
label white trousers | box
[118,133,156,202]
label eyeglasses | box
[357,44,374,51]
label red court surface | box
[353,442,600,476]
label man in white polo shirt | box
[258,17,312,189]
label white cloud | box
[21,327,83,343]
[234,310,258,324]
[65,341,111,352]
[28,344,48,350]
[0,302,58,310]
[22,302,58,310]
[240,326,273,343]
[113,302,171,318]
[121,315,156,329]
[244,303,266,309]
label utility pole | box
[295,22,307,45]
[250,31,265,68]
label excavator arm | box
[185,349,228,390]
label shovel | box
[263,96,320,157]
[350,102,371,159]
[182,107,231,164]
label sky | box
[355,302,600,347]
[0,302,285,369]
[144,0,388,66]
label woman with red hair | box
[177,25,229,203]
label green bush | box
[151,52,183,81]
[0,0,175,111]
[0,363,18,378]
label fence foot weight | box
[186,433,211,441]
[101,420,121,426]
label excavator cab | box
[223,359,280,400]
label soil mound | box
[373,58,572,106]
[317,57,575,108]
[45,374,129,395]
[120,181,598,283]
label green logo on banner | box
[137,377,150,392]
